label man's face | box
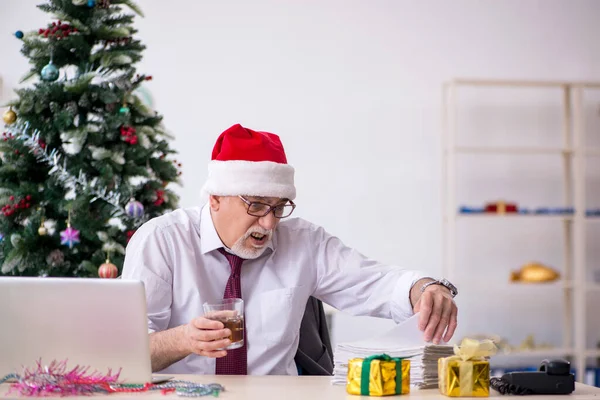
[209,195,288,259]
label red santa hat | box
[200,124,296,202]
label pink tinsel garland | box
[7,359,122,396]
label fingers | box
[203,310,238,320]
[191,327,231,341]
[418,292,433,331]
[193,317,224,330]
[201,349,228,358]
[418,289,458,344]
[190,338,231,354]
[443,304,458,343]
[186,317,233,358]
[432,298,452,344]
[422,293,442,342]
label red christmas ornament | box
[153,190,165,206]
[126,229,136,243]
[172,159,183,176]
[38,21,75,40]
[104,36,130,46]
[98,262,118,278]
[2,194,33,216]
[120,125,138,145]
[135,74,152,82]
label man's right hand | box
[183,317,231,358]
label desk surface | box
[1,375,600,399]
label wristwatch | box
[420,278,458,298]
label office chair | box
[294,296,334,375]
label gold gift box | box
[438,357,490,397]
[438,338,497,397]
[347,354,410,396]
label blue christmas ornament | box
[125,199,144,218]
[41,62,59,81]
[87,0,96,7]
[15,31,24,39]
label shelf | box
[450,78,600,88]
[494,348,575,357]
[454,213,573,221]
[586,284,600,293]
[454,146,571,155]
[491,348,600,358]
[454,213,600,221]
[585,148,600,156]
[449,146,600,156]
[443,79,600,382]
[585,349,600,357]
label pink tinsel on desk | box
[7,359,122,396]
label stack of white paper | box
[331,313,455,389]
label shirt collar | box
[199,204,277,255]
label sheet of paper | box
[338,312,448,352]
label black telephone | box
[490,359,575,395]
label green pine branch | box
[2,0,180,278]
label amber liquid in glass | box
[219,316,244,343]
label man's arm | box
[310,224,458,343]
[149,318,232,372]
[312,226,431,321]
[149,326,190,372]
[121,223,234,373]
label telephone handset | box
[490,358,575,395]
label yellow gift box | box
[347,354,410,396]
[438,338,498,397]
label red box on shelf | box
[484,201,518,214]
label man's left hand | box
[410,280,458,344]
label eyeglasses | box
[238,196,296,218]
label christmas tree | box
[0,0,181,278]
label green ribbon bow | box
[360,354,404,396]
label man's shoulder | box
[277,217,324,236]
[135,206,202,237]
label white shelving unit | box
[442,78,600,383]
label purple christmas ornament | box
[125,199,144,218]
[60,226,80,249]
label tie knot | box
[219,248,244,275]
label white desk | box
[1,375,600,399]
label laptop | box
[0,276,163,384]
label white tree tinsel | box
[1,254,23,274]
[8,123,146,223]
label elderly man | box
[121,123,458,376]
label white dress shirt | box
[121,204,428,375]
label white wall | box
[2,0,600,367]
